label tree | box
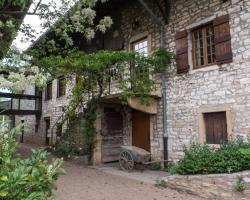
[0,0,174,164]
[0,1,114,199]
[0,0,113,92]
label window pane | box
[194,29,204,67]
[206,26,215,64]
[193,24,215,68]
[133,39,148,57]
[58,78,66,97]
[46,82,52,100]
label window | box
[45,81,52,100]
[132,38,148,57]
[192,24,216,69]
[44,118,50,145]
[109,65,119,81]
[176,15,232,74]
[56,124,63,137]
[204,112,227,144]
[57,77,66,97]
[131,37,150,79]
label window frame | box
[131,37,149,57]
[57,76,66,98]
[45,81,52,101]
[198,107,232,145]
[192,23,216,69]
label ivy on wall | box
[36,48,174,159]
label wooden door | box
[45,118,50,145]
[102,108,123,163]
[132,110,150,152]
[204,112,227,144]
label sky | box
[12,0,50,51]
[11,0,73,51]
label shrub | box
[0,123,64,200]
[233,176,247,192]
[169,138,250,175]
[155,177,167,188]
[54,140,75,159]
[150,162,162,171]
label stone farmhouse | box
[1,0,250,164]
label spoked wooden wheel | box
[119,150,134,171]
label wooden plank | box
[101,107,124,163]
[132,110,150,152]
[204,112,227,144]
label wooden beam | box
[0,92,41,100]
[0,109,41,115]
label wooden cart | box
[119,145,151,171]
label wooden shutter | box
[204,112,227,144]
[213,15,233,64]
[175,30,189,74]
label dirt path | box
[17,143,202,200]
[56,162,202,200]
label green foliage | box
[150,162,162,171]
[0,124,64,200]
[167,162,178,175]
[233,176,247,192]
[168,138,250,175]
[35,48,174,111]
[82,100,98,162]
[154,177,167,188]
[42,48,174,159]
[54,140,74,159]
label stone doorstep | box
[163,171,250,200]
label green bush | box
[233,176,247,192]
[54,140,75,159]
[169,138,250,175]
[0,124,64,200]
[150,162,162,171]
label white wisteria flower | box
[0,66,48,93]
[85,28,95,40]
[97,16,113,33]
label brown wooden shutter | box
[204,112,227,144]
[213,15,233,64]
[175,30,189,74]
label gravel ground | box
[17,143,202,200]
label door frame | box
[198,106,232,144]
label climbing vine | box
[82,99,98,162]
[35,48,174,159]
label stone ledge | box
[163,171,250,200]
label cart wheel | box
[119,150,134,171]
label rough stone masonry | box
[16,0,250,163]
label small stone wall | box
[164,171,250,200]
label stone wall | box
[119,1,165,160]
[116,0,250,161]
[164,0,250,161]
[14,86,43,145]
[39,75,75,145]
[20,0,250,162]
[164,171,250,200]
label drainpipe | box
[160,26,168,167]
[136,0,169,167]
